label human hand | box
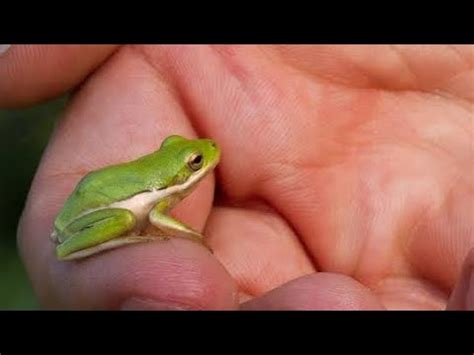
[5,45,473,309]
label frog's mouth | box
[171,159,219,198]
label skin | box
[3,45,473,310]
[51,135,220,260]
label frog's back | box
[54,162,157,230]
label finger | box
[18,45,234,309]
[241,272,385,310]
[272,45,474,98]
[406,184,474,290]
[206,206,316,302]
[446,248,474,310]
[49,239,237,310]
[0,45,118,107]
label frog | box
[50,135,220,261]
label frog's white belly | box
[109,189,168,227]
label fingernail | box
[120,297,191,310]
[0,45,11,56]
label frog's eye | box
[188,153,203,171]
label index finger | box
[18,45,238,309]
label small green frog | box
[50,135,220,261]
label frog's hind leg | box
[56,208,137,261]
[60,235,160,261]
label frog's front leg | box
[55,208,138,260]
[148,200,205,245]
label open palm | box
[8,45,473,309]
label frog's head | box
[159,135,221,191]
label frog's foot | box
[145,219,213,254]
[149,208,205,243]
[147,200,213,253]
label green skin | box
[51,135,220,261]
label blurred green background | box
[0,95,68,309]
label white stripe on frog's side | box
[108,161,213,224]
